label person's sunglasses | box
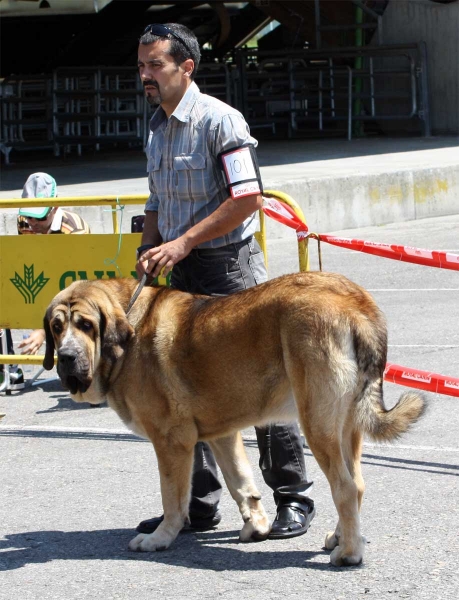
[142,24,192,54]
[18,221,31,228]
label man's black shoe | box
[268,501,316,540]
[136,510,222,534]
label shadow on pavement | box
[244,439,458,476]
[0,528,338,572]
[6,378,106,411]
[0,428,145,443]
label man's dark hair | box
[139,23,201,80]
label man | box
[17,172,90,355]
[135,23,315,540]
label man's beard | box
[144,82,162,106]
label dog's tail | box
[352,319,427,442]
[356,382,427,442]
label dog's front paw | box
[324,530,340,550]
[239,512,271,543]
[329,537,365,567]
[128,531,172,552]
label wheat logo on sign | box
[10,265,50,304]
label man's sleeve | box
[213,113,262,200]
[145,172,159,212]
[214,113,258,156]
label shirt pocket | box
[173,153,214,200]
[147,154,162,173]
[173,153,206,170]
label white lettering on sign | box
[222,147,257,184]
[404,246,433,259]
[231,181,261,199]
[402,371,432,384]
[445,252,459,265]
[328,237,352,244]
[364,241,393,250]
[264,199,292,219]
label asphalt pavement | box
[1,208,458,599]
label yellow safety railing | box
[0,194,148,234]
[0,195,148,330]
[264,189,309,272]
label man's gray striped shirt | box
[145,81,260,248]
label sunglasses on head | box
[142,24,192,54]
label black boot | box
[136,510,222,534]
[268,484,315,540]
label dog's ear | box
[43,305,56,371]
[99,300,135,361]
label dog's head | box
[43,280,135,403]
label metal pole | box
[418,41,431,137]
[314,0,322,49]
[348,68,353,141]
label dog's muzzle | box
[57,347,91,395]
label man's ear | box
[183,58,194,78]
[43,307,56,371]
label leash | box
[126,273,148,316]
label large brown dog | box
[43,273,426,566]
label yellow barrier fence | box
[0,191,308,373]
[264,190,309,273]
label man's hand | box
[136,237,193,279]
[18,329,46,355]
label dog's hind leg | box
[299,411,365,567]
[209,433,271,542]
[324,428,365,556]
[349,428,365,512]
[129,439,195,552]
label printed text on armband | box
[231,181,261,199]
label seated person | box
[17,172,91,356]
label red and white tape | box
[384,363,459,398]
[263,197,459,270]
[262,198,308,240]
[319,234,459,272]
[263,197,459,397]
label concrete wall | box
[379,0,459,134]
[263,164,459,236]
[1,139,457,240]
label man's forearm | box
[137,194,262,278]
[141,211,162,246]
